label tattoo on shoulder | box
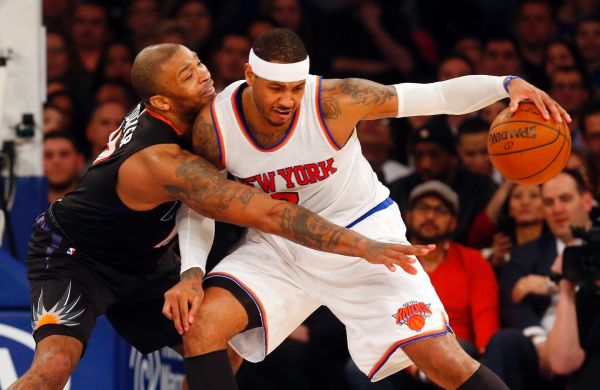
[193,114,222,168]
[339,79,395,107]
[321,96,341,119]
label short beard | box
[407,227,452,245]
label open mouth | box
[274,108,293,120]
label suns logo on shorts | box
[31,282,85,331]
[393,301,432,332]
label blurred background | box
[1,0,600,389]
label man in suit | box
[484,170,594,390]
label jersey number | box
[270,192,299,204]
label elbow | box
[549,349,585,376]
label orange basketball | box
[487,101,571,185]
[407,314,425,332]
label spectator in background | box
[47,90,76,132]
[453,35,484,72]
[485,170,594,390]
[70,1,110,75]
[468,182,547,271]
[557,0,600,37]
[437,54,476,133]
[514,0,558,89]
[46,32,77,86]
[43,103,67,134]
[101,41,135,85]
[544,40,583,79]
[43,0,74,32]
[347,182,500,390]
[246,17,276,42]
[479,99,509,124]
[93,81,135,110]
[153,20,188,45]
[44,131,85,205]
[211,33,251,93]
[405,182,500,356]
[125,0,161,53]
[390,119,497,244]
[545,236,600,390]
[324,0,418,84]
[480,35,523,77]
[175,0,212,58]
[574,16,600,89]
[357,119,411,186]
[549,66,591,150]
[456,118,498,182]
[580,99,600,200]
[86,101,127,160]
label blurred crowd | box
[39,0,600,389]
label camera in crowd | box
[563,225,600,289]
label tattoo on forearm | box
[339,79,395,107]
[164,153,258,219]
[182,268,203,291]
[272,202,364,254]
[163,154,372,258]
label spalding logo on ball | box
[488,101,571,185]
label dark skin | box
[189,64,569,389]
[8,45,431,390]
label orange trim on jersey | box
[231,85,300,153]
[206,271,269,356]
[210,98,226,167]
[367,313,449,380]
[315,76,341,151]
[145,108,184,136]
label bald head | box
[131,43,181,104]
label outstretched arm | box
[121,143,431,272]
[321,76,570,147]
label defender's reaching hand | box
[362,241,434,273]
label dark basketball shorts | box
[26,212,182,355]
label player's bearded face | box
[253,78,305,126]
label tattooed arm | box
[319,76,569,148]
[118,143,430,271]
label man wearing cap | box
[405,181,499,358]
[389,117,498,244]
[177,28,569,389]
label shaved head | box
[131,43,181,104]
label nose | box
[279,90,294,107]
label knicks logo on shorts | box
[392,301,432,332]
[31,282,85,331]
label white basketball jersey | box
[210,75,390,227]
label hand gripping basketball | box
[505,77,571,124]
[362,241,434,273]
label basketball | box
[487,101,571,185]
[407,314,426,332]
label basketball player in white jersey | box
[174,29,570,389]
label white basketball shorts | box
[205,200,449,381]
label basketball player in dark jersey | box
[9,44,432,390]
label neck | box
[48,184,77,204]
[515,222,543,245]
[148,106,193,138]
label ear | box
[244,64,255,86]
[583,191,594,213]
[149,95,170,112]
[450,217,457,232]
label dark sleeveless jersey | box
[53,103,193,267]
